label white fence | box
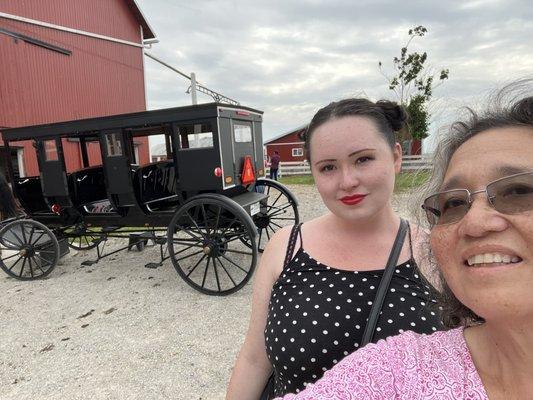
[265,155,433,176]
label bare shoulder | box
[259,225,297,281]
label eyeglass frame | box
[422,171,533,226]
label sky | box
[136,0,533,152]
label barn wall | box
[0,0,150,175]
[265,130,306,162]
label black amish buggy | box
[0,103,299,295]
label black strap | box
[361,219,409,346]
[283,223,302,269]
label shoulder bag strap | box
[282,223,302,269]
[360,218,408,346]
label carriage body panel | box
[1,103,266,227]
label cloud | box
[137,0,533,151]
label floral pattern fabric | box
[276,328,488,400]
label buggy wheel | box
[0,219,59,280]
[167,194,257,295]
[64,225,102,250]
[248,179,299,252]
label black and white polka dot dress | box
[264,224,443,397]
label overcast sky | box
[137,0,533,151]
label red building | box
[0,0,155,177]
[265,124,422,163]
[264,124,307,163]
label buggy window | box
[43,139,58,161]
[177,123,213,149]
[105,133,123,156]
[234,124,252,143]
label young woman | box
[275,85,533,399]
[226,98,442,399]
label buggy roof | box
[1,103,263,141]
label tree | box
[378,25,449,141]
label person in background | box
[226,98,442,399]
[269,150,281,181]
[275,82,533,399]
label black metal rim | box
[167,195,257,295]
[249,179,300,252]
[0,219,59,280]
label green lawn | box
[279,170,430,193]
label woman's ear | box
[393,143,403,173]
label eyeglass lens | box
[424,172,533,225]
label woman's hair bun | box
[376,100,409,131]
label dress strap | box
[283,223,303,268]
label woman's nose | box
[456,196,509,238]
[339,167,360,190]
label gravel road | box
[0,184,411,400]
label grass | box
[279,170,430,193]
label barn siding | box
[0,0,150,175]
[265,130,306,162]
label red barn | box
[0,0,155,177]
[264,124,307,163]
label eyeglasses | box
[422,171,533,226]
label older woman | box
[276,85,533,399]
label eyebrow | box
[441,164,531,191]
[313,148,376,166]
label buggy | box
[0,103,299,295]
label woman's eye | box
[501,184,533,197]
[442,197,467,212]
[356,156,374,164]
[320,164,335,172]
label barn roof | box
[126,0,156,40]
[264,123,307,144]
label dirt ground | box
[0,184,411,400]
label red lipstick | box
[340,194,366,205]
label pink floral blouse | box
[276,328,488,399]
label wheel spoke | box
[186,254,207,277]
[185,211,204,237]
[21,224,28,244]
[270,216,297,221]
[269,193,283,209]
[171,240,205,248]
[265,228,271,241]
[34,253,53,268]
[7,255,23,272]
[31,255,47,275]
[27,226,36,246]
[220,253,249,274]
[1,252,22,262]
[9,229,24,246]
[212,257,222,292]
[224,248,254,256]
[201,257,210,288]
[31,231,46,246]
[176,249,204,262]
[18,257,27,277]
[212,205,222,232]
[200,204,210,236]
[27,256,34,278]
[270,221,283,229]
[217,258,237,286]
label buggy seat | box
[133,161,179,212]
[68,166,113,213]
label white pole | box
[190,72,198,105]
